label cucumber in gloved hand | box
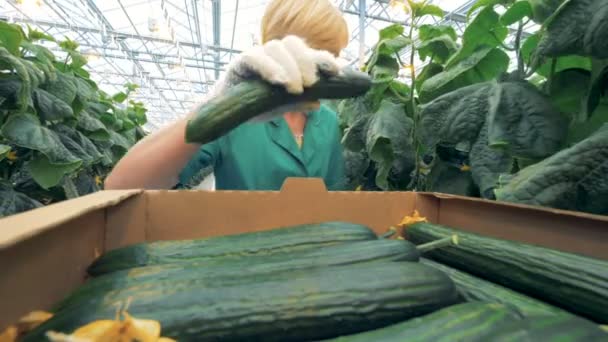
[185,67,372,145]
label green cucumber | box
[323,302,524,342]
[323,301,608,342]
[56,238,451,312]
[25,262,459,342]
[407,222,608,323]
[420,258,567,316]
[185,68,372,144]
[87,221,378,276]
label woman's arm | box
[104,116,201,190]
[105,35,341,190]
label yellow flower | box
[6,150,17,161]
[95,176,103,186]
[460,164,471,172]
[398,210,428,228]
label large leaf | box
[416,63,444,92]
[365,24,411,70]
[54,124,103,166]
[487,79,569,159]
[0,183,42,218]
[583,59,608,119]
[547,69,590,116]
[521,32,592,77]
[21,41,56,82]
[27,154,81,189]
[0,78,24,111]
[343,150,370,190]
[536,0,608,59]
[418,82,511,198]
[337,97,372,128]
[495,124,608,215]
[447,6,509,67]
[529,0,567,23]
[0,21,24,56]
[108,130,133,152]
[419,47,509,103]
[1,114,82,167]
[33,88,74,122]
[365,100,414,190]
[500,0,533,25]
[410,2,444,19]
[467,0,515,18]
[0,47,31,112]
[417,35,458,64]
[418,25,458,42]
[567,101,608,145]
[77,110,110,141]
[44,72,77,105]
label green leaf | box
[495,124,608,215]
[44,72,78,105]
[27,153,81,189]
[567,101,608,145]
[583,59,608,119]
[547,69,590,116]
[59,38,79,52]
[416,63,444,92]
[0,184,43,218]
[77,110,110,140]
[424,159,479,197]
[420,47,510,103]
[0,21,24,56]
[419,82,512,198]
[343,150,370,190]
[529,0,567,23]
[418,24,458,42]
[521,32,592,77]
[366,100,414,190]
[500,1,533,25]
[468,0,514,18]
[417,35,458,64]
[0,47,32,112]
[337,97,372,128]
[0,144,10,161]
[1,114,82,166]
[112,92,128,103]
[447,6,509,67]
[108,130,132,151]
[0,78,24,111]
[33,88,74,122]
[487,79,569,159]
[536,0,608,59]
[54,124,103,166]
[27,26,56,42]
[364,24,410,71]
[412,3,444,19]
[69,51,88,70]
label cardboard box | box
[1,177,607,330]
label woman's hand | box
[226,35,342,94]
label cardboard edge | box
[418,192,608,222]
[0,190,143,249]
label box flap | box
[0,190,141,249]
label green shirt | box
[177,105,346,191]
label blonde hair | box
[261,0,349,56]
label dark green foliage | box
[0,22,148,217]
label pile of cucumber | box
[23,221,608,341]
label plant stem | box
[416,235,458,253]
[408,17,421,191]
[547,58,557,93]
[515,20,525,79]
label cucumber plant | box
[338,0,608,215]
[0,22,149,217]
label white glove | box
[189,35,344,122]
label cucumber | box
[87,221,378,276]
[407,222,608,323]
[420,258,567,316]
[185,67,372,144]
[56,238,446,312]
[24,262,459,342]
[323,301,608,342]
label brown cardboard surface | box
[0,190,140,249]
[0,177,607,329]
[143,178,415,242]
[0,210,105,329]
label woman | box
[104,0,350,191]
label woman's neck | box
[283,112,307,148]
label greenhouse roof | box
[0,0,538,131]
